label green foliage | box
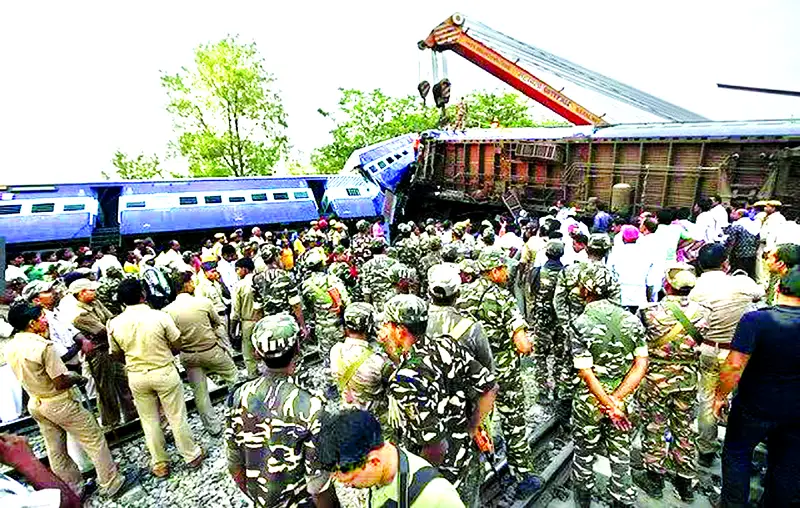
[161,36,288,177]
[311,88,439,174]
[102,151,163,180]
[310,89,563,174]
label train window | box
[63,204,86,212]
[32,203,55,213]
[204,195,222,204]
[368,165,376,172]
[346,188,361,197]
[386,156,394,164]
[402,150,408,156]
[0,204,21,215]
[229,196,246,203]
[293,191,309,199]
[251,193,268,202]
[126,201,146,208]
[377,161,387,169]
[180,197,198,206]
[395,154,401,160]
[273,192,289,201]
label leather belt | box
[182,343,218,354]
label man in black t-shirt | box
[713,267,800,507]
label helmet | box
[251,313,299,359]
[383,294,428,328]
[426,236,442,251]
[356,220,370,233]
[304,248,327,268]
[477,248,506,272]
[389,263,419,286]
[398,223,411,234]
[344,302,376,333]
[545,240,565,259]
[369,238,388,251]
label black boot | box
[573,488,591,508]
[633,469,664,499]
[673,476,695,503]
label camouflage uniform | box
[531,241,566,403]
[383,295,496,508]
[358,241,398,312]
[328,258,361,302]
[351,220,373,266]
[252,246,302,319]
[95,266,127,316]
[638,268,710,483]
[393,224,420,273]
[456,249,532,478]
[225,314,331,508]
[418,237,443,296]
[389,262,420,296]
[571,269,648,507]
[300,252,350,361]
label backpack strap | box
[407,465,442,506]
[337,348,374,394]
[450,317,473,342]
[664,301,704,345]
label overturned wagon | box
[412,119,800,215]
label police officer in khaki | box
[164,271,239,436]
[108,278,205,478]
[5,302,135,499]
[231,257,262,378]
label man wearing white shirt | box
[216,244,239,295]
[561,232,589,266]
[91,246,123,280]
[5,253,28,283]
[710,195,729,231]
[496,223,525,255]
[732,209,761,237]
[695,198,722,243]
[608,226,652,312]
[156,240,184,269]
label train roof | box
[422,118,800,143]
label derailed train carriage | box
[403,119,800,218]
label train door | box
[92,186,122,228]
[306,180,326,213]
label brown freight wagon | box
[411,119,800,218]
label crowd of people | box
[0,197,799,508]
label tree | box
[161,36,288,177]
[310,88,439,174]
[101,151,163,180]
[310,88,564,174]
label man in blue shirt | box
[592,202,612,233]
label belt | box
[182,344,218,354]
[31,390,73,403]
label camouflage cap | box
[458,258,478,276]
[344,302,376,333]
[21,280,56,302]
[251,313,300,359]
[441,243,463,262]
[389,263,419,285]
[428,264,461,298]
[370,238,388,250]
[665,263,697,290]
[477,248,506,271]
[383,294,428,327]
[304,248,327,267]
[106,265,124,279]
[545,240,565,259]
[481,228,496,242]
[397,223,412,234]
[587,233,612,252]
[259,242,281,262]
[426,236,442,251]
[577,264,616,298]
[356,219,370,232]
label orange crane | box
[420,13,707,126]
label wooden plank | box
[694,142,706,204]
[660,142,674,207]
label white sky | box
[1,0,798,184]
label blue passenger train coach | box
[0,174,383,248]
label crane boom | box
[420,13,708,125]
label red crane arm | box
[421,14,608,127]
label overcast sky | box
[1,0,798,184]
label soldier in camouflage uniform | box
[635,264,710,502]
[300,249,349,363]
[393,223,420,275]
[252,243,307,338]
[380,294,498,508]
[570,267,649,508]
[418,236,443,296]
[457,258,479,285]
[553,234,620,422]
[456,249,540,496]
[96,265,127,316]
[225,313,338,508]
[359,238,398,312]
[351,219,373,266]
[530,240,566,404]
[389,262,420,296]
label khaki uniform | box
[232,274,262,377]
[108,304,202,467]
[164,293,239,434]
[72,300,136,427]
[5,332,124,495]
[195,276,232,350]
